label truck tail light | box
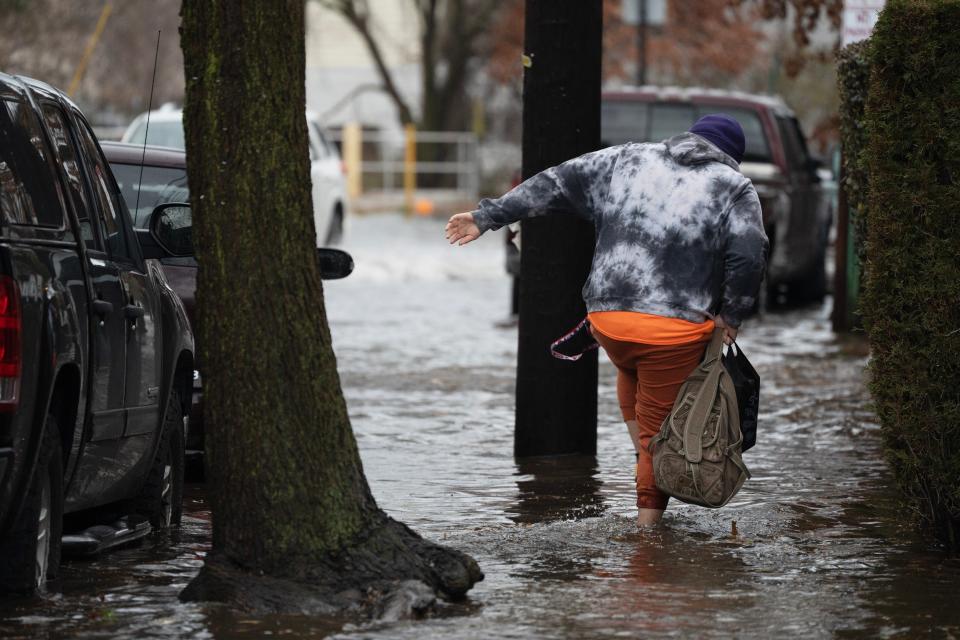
[0,276,20,411]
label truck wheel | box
[789,225,829,304]
[0,416,63,594]
[794,252,827,303]
[134,390,184,528]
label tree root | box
[180,514,483,618]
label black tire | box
[325,207,344,246]
[788,225,829,305]
[794,254,827,303]
[133,389,184,529]
[763,224,783,307]
[0,415,63,594]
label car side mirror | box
[149,202,193,257]
[317,247,354,280]
[143,204,352,278]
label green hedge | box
[862,0,960,550]
[837,40,871,264]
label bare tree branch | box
[316,0,507,131]
[418,0,440,127]
[730,0,842,48]
[465,0,503,41]
[315,0,416,124]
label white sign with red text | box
[843,0,886,47]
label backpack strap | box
[683,329,725,464]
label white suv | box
[121,106,347,246]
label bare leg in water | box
[637,508,664,527]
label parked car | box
[307,111,347,245]
[0,74,194,592]
[601,87,833,304]
[102,141,354,474]
[102,142,202,461]
[121,107,347,246]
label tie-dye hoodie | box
[472,133,769,327]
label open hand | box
[445,211,481,246]
[714,315,739,345]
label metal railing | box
[326,124,480,214]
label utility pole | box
[515,0,602,458]
[636,0,647,85]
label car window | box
[600,101,649,146]
[307,127,323,162]
[307,122,323,162]
[0,98,66,228]
[311,122,338,158]
[111,163,189,227]
[696,106,772,163]
[40,104,99,250]
[73,120,134,262]
[127,119,185,151]
[318,130,334,157]
[311,124,340,160]
[777,116,810,170]
[649,103,696,142]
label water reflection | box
[589,528,756,638]
[510,455,606,524]
[4,214,960,639]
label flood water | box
[2,213,958,639]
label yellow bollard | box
[342,122,362,200]
[69,2,113,97]
[404,123,416,216]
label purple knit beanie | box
[689,114,746,163]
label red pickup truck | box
[602,86,833,305]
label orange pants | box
[594,332,709,510]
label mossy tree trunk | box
[178,1,481,612]
[862,0,960,551]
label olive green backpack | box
[649,329,750,508]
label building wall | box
[305,1,422,132]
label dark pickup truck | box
[602,87,833,305]
[0,74,194,593]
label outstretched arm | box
[447,145,622,245]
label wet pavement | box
[2,213,959,639]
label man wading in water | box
[446,115,768,527]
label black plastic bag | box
[722,343,760,452]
